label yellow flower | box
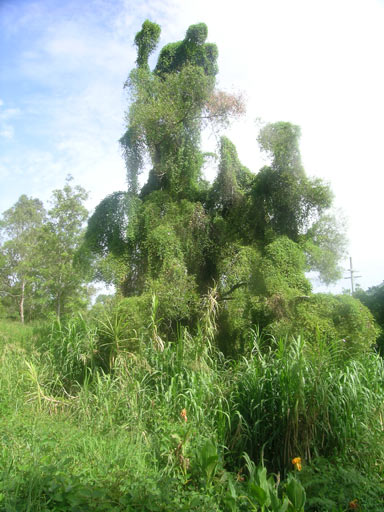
[180,408,187,422]
[292,457,302,471]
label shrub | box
[268,293,379,354]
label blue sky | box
[1,0,384,292]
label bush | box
[268,293,379,354]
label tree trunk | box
[20,280,25,324]
[57,293,61,319]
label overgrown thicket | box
[85,20,377,355]
[1,19,384,511]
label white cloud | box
[0,127,14,139]
[0,107,20,120]
[0,103,20,140]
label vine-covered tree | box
[250,121,347,284]
[85,20,376,353]
[251,122,331,242]
[87,21,244,299]
[120,21,243,198]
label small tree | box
[38,177,90,318]
[0,195,46,322]
[0,179,91,322]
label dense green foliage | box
[355,282,384,353]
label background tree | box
[0,195,46,322]
[38,177,90,318]
[355,282,384,353]
[0,179,91,321]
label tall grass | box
[33,314,98,390]
[1,311,383,510]
[228,333,384,474]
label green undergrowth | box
[297,458,384,512]
[0,316,383,511]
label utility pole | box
[344,257,362,295]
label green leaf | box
[248,481,269,507]
[286,476,306,511]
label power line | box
[344,257,362,294]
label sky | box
[1,0,383,293]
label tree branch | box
[218,281,247,301]
[0,290,21,297]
